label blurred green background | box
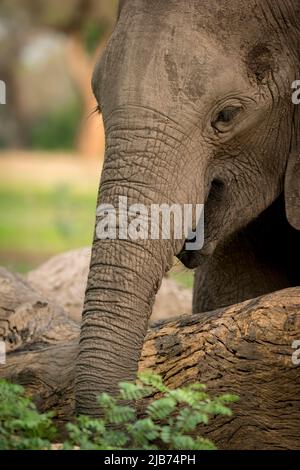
[0,0,193,288]
[0,0,117,272]
[0,154,100,272]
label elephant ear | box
[285,151,300,230]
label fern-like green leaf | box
[138,371,168,393]
[0,373,238,451]
[147,397,177,420]
[106,405,136,425]
[119,382,152,400]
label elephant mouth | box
[177,239,218,268]
[176,178,225,269]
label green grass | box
[0,183,97,270]
[170,270,194,289]
[0,181,194,289]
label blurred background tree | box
[0,0,119,270]
[0,0,192,290]
[0,0,118,156]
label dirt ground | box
[0,150,102,191]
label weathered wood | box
[1,267,300,449]
[0,267,78,353]
[26,248,192,323]
[142,290,300,450]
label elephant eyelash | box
[90,104,102,117]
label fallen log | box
[26,248,192,323]
[0,267,300,449]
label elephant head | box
[76,0,300,414]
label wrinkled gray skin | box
[76,0,300,415]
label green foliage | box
[0,373,239,450]
[64,371,239,450]
[28,98,82,151]
[0,380,56,450]
[82,20,108,55]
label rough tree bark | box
[0,266,299,450]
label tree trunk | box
[67,33,106,159]
[0,265,299,449]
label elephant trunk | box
[75,114,189,414]
[76,235,171,415]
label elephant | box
[76,0,300,415]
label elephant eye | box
[212,106,242,132]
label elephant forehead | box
[118,0,291,59]
[119,0,271,40]
[99,10,244,117]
